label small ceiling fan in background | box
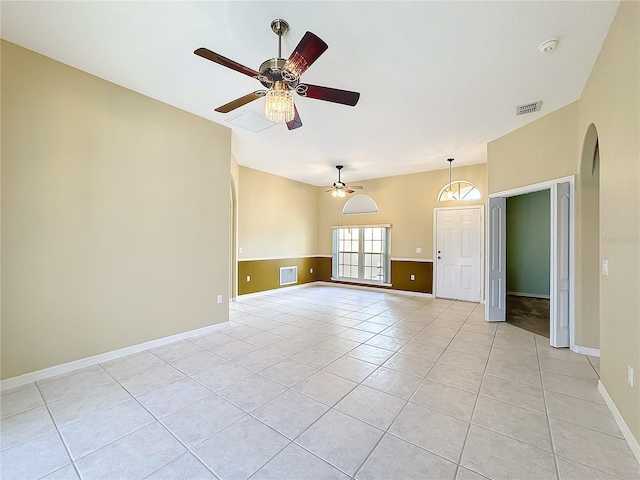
[326,166,363,197]
[195,19,360,130]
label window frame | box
[437,180,481,201]
[331,225,391,286]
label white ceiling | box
[1,1,618,186]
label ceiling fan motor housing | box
[258,58,300,90]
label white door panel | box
[551,182,571,347]
[436,208,482,302]
[486,197,507,321]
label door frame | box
[433,205,485,302]
[486,175,576,348]
[230,183,238,302]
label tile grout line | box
[534,337,562,480]
[33,381,83,480]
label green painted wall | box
[507,190,550,297]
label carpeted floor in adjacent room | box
[506,295,550,338]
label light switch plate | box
[602,259,608,276]
[416,248,422,254]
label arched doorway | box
[577,123,600,352]
[230,181,238,302]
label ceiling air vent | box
[516,101,542,116]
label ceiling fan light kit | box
[327,165,363,197]
[265,81,294,122]
[194,19,360,130]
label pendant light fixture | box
[447,158,456,200]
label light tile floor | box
[1,285,638,480]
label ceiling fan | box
[326,166,363,197]
[194,19,360,130]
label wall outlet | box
[217,294,223,304]
[410,274,415,281]
[238,247,243,254]
[416,247,422,254]
[246,275,251,282]
[628,365,634,387]
[310,268,314,274]
[602,259,608,276]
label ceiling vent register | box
[516,101,542,116]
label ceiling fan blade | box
[215,91,265,114]
[348,185,364,190]
[286,105,303,130]
[298,84,360,106]
[284,32,328,78]
[194,48,260,79]
[325,189,335,193]
[345,189,355,194]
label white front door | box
[435,208,482,302]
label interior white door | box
[551,182,571,347]
[435,208,482,302]
[486,197,507,321]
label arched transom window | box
[437,180,481,201]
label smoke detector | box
[539,39,558,53]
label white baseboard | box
[390,257,434,263]
[316,281,434,298]
[0,321,230,392]
[237,282,313,299]
[571,345,600,357]
[598,380,640,464]
[507,291,551,299]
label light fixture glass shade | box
[265,82,294,123]
[283,52,307,81]
[332,189,346,198]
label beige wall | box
[1,41,231,379]
[237,166,318,259]
[487,1,640,442]
[317,164,487,258]
[487,102,579,195]
[578,0,639,442]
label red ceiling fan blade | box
[194,48,260,79]
[286,105,303,130]
[215,91,265,114]
[284,32,328,79]
[298,84,360,106]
